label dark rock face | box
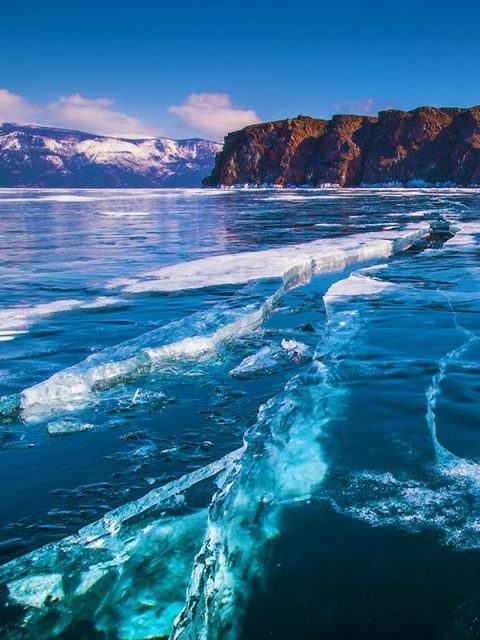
[204,106,480,187]
[0,124,221,188]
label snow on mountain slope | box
[0,123,222,187]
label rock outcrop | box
[204,106,480,187]
[0,124,221,188]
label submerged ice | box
[172,294,367,640]
[0,450,243,639]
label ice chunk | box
[444,221,480,250]
[47,419,95,435]
[229,344,284,378]
[229,339,311,379]
[280,338,310,358]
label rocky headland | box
[204,106,480,187]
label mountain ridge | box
[0,123,221,187]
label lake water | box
[0,187,479,639]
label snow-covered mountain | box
[0,123,222,187]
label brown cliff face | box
[204,106,480,187]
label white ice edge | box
[113,223,430,294]
[443,221,480,249]
[324,272,395,302]
[96,210,152,217]
[0,297,126,333]
[215,184,480,192]
[0,189,232,204]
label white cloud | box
[0,89,39,122]
[0,88,261,140]
[0,88,161,138]
[169,93,260,140]
[47,94,158,138]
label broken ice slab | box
[0,449,242,640]
[229,339,311,379]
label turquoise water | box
[0,187,479,638]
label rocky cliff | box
[204,107,480,187]
[0,124,221,187]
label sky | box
[0,0,479,141]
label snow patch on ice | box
[0,297,126,335]
[264,194,341,202]
[96,210,152,217]
[324,273,395,302]
[444,221,480,249]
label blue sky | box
[0,0,478,140]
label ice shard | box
[0,451,242,640]
[171,288,367,640]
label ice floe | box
[324,272,395,303]
[111,223,430,293]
